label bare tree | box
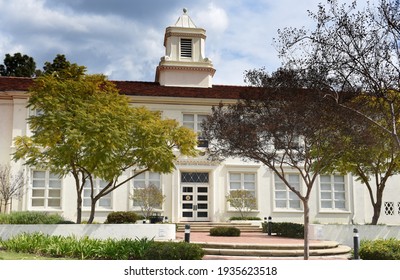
[226,190,257,218]
[0,164,24,213]
[275,0,400,147]
[130,184,166,219]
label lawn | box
[0,249,71,260]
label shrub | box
[210,226,241,236]
[104,211,138,224]
[0,211,66,224]
[229,216,261,221]
[0,233,203,260]
[262,222,304,238]
[359,238,400,260]
[144,242,204,260]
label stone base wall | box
[310,224,400,246]
[0,224,176,241]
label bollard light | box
[184,224,190,243]
[268,216,272,236]
[353,228,360,260]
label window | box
[320,175,346,210]
[31,170,62,209]
[83,179,112,209]
[229,172,256,198]
[132,171,162,208]
[183,113,208,147]
[274,173,301,209]
[180,38,192,58]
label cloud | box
[0,0,382,85]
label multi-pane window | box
[83,179,112,209]
[180,38,192,58]
[183,113,208,147]
[320,175,346,210]
[31,170,62,209]
[274,174,301,209]
[229,172,256,198]
[132,171,162,208]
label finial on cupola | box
[183,8,188,14]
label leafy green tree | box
[0,53,36,77]
[327,93,400,225]
[226,190,257,218]
[13,66,198,223]
[38,54,85,78]
[131,184,166,219]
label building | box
[1,10,400,224]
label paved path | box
[175,231,322,245]
[175,231,351,260]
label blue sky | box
[0,0,379,85]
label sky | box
[0,0,380,86]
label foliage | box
[143,242,204,260]
[203,80,353,259]
[0,211,66,224]
[0,164,24,213]
[0,233,204,260]
[104,211,139,224]
[262,222,304,239]
[229,216,261,221]
[359,238,400,260]
[226,189,257,218]
[0,52,36,77]
[210,226,241,237]
[13,65,198,223]
[325,106,400,224]
[130,184,166,219]
[40,54,86,78]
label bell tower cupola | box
[155,9,216,88]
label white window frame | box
[227,172,258,211]
[319,174,348,212]
[131,171,163,211]
[30,170,62,210]
[83,178,112,210]
[273,173,302,211]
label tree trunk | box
[303,200,310,260]
[87,200,97,224]
[371,194,383,225]
[76,194,82,224]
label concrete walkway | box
[175,231,352,260]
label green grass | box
[0,249,73,260]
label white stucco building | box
[1,10,400,224]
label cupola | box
[155,9,215,88]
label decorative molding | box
[158,65,216,75]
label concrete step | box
[199,242,352,258]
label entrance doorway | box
[180,172,209,221]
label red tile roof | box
[0,76,259,100]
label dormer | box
[155,9,215,88]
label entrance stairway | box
[175,222,352,259]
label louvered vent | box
[180,38,192,58]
